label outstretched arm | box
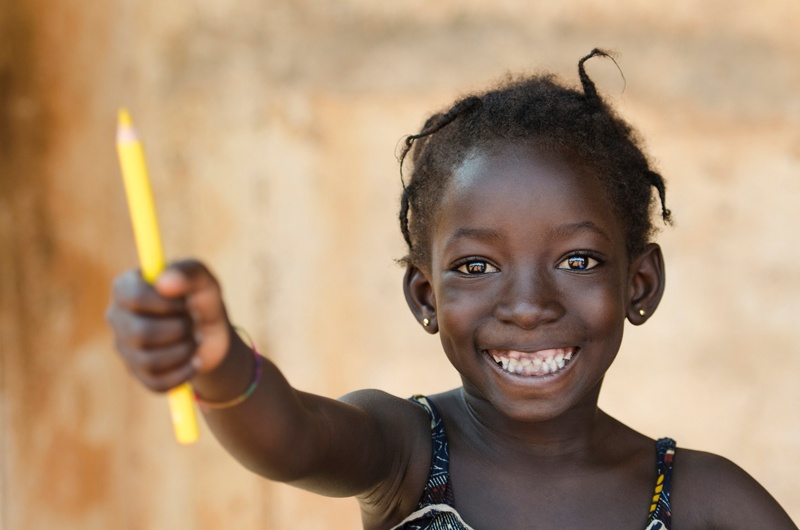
[106,260,430,506]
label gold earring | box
[638,309,646,317]
[422,318,430,327]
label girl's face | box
[419,144,643,422]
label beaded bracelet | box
[194,338,264,411]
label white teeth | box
[489,349,576,376]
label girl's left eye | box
[558,255,600,271]
[456,260,499,275]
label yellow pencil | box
[116,108,199,445]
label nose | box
[493,267,564,329]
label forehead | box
[434,144,626,251]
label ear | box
[403,265,438,334]
[626,243,665,325]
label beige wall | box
[1,1,798,528]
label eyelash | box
[557,253,602,271]
[453,253,603,275]
[453,258,499,275]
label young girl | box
[106,50,797,529]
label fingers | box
[109,310,193,349]
[107,300,197,392]
[116,339,199,392]
[156,259,231,373]
[126,350,198,392]
[107,259,232,393]
[156,259,228,326]
[111,268,187,315]
[118,338,196,373]
[137,361,197,393]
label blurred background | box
[1,1,798,528]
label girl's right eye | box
[455,259,499,275]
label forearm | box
[191,329,390,496]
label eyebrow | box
[550,220,612,242]
[443,221,611,251]
[444,227,503,250]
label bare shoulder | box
[672,447,797,529]
[338,388,430,434]
[338,389,433,529]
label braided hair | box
[398,49,671,269]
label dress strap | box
[408,395,454,506]
[645,437,676,530]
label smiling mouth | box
[485,347,577,377]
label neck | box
[458,382,615,460]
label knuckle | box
[132,351,159,370]
[139,342,193,372]
[124,353,189,394]
[139,373,170,393]
[127,318,151,346]
[104,305,117,325]
[129,317,172,348]
[112,269,139,298]
[175,259,217,286]
[138,370,175,393]
[150,379,173,393]
[110,274,126,297]
[139,352,172,372]
[113,338,128,357]
[116,343,150,372]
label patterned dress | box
[392,395,676,530]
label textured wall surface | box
[1,1,798,528]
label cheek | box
[435,284,491,349]
[567,280,627,348]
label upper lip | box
[482,344,578,355]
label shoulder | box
[338,389,431,430]
[339,388,458,430]
[338,389,434,527]
[672,447,797,529]
[337,390,431,458]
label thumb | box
[155,259,231,373]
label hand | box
[106,259,232,392]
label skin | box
[106,143,797,529]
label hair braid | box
[399,180,418,252]
[398,96,483,259]
[399,96,483,187]
[646,170,673,224]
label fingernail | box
[191,356,203,370]
[157,268,182,284]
